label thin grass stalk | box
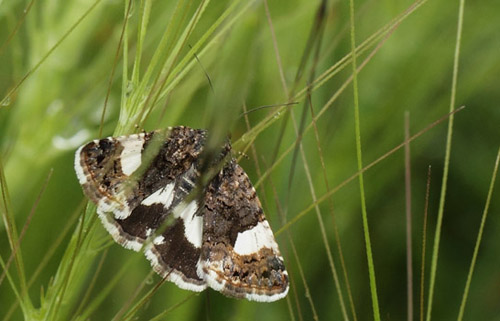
[131,0,152,84]
[256,159,303,321]
[456,147,500,320]
[420,166,431,321]
[120,0,132,124]
[425,0,465,318]
[348,0,381,316]
[405,112,414,321]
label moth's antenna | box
[239,102,299,117]
[189,44,214,94]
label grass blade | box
[348,0,380,317]
[419,166,432,321]
[405,112,414,321]
[425,0,466,318]
[457,148,500,320]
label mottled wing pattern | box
[198,160,289,302]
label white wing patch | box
[233,220,279,256]
[141,183,175,208]
[118,134,145,176]
[153,235,165,245]
[173,201,202,248]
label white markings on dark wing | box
[143,200,206,291]
[153,235,165,245]
[172,201,203,248]
[118,134,146,176]
[142,183,175,208]
[233,220,279,256]
[144,221,208,292]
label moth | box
[74,126,289,302]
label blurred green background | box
[1,0,499,320]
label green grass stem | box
[425,0,465,319]
[456,148,500,320]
